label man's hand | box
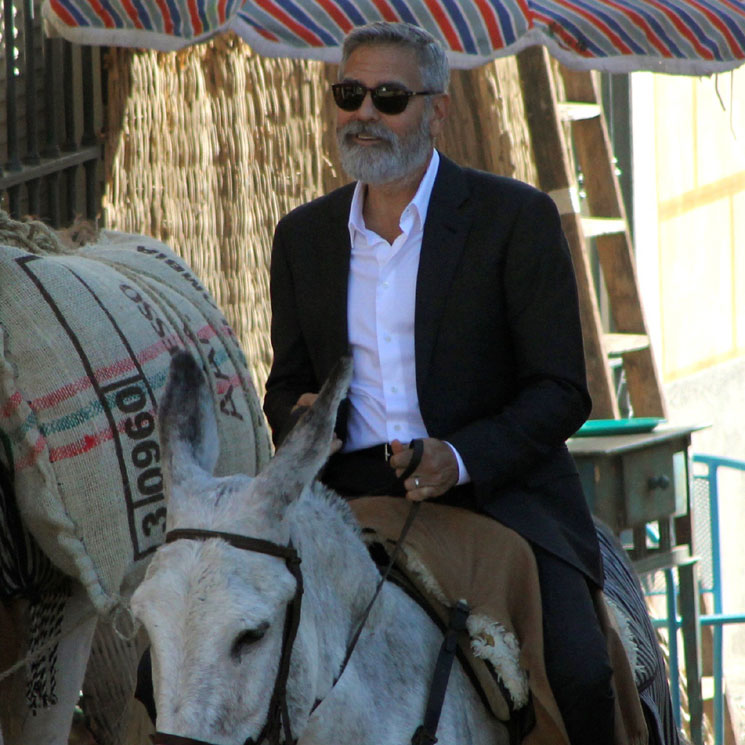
[292,393,342,454]
[389,438,458,501]
[292,392,319,411]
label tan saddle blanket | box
[349,497,648,745]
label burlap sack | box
[0,230,272,615]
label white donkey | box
[133,351,683,745]
[132,351,505,745]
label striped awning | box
[42,0,745,74]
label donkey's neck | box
[266,486,504,745]
[284,485,384,715]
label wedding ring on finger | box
[414,477,421,488]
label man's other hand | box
[389,438,458,501]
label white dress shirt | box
[343,151,469,484]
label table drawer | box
[622,446,687,524]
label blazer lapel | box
[415,155,473,387]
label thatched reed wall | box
[103,34,535,395]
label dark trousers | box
[533,545,616,745]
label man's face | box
[335,44,447,185]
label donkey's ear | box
[159,350,219,490]
[253,357,352,507]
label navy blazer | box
[264,154,603,585]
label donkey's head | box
[131,350,351,744]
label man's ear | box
[430,92,451,139]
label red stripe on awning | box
[602,0,673,57]
[256,0,325,45]
[120,0,144,28]
[684,0,744,56]
[154,0,174,33]
[317,0,354,33]
[49,0,77,26]
[533,9,594,56]
[473,0,505,48]
[187,0,203,35]
[89,0,116,27]
[646,0,715,59]
[424,0,464,52]
[553,0,634,54]
[369,0,399,23]
[254,24,280,41]
[515,0,532,27]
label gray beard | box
[336,112,433,185]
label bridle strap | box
[252,552,303,745]
[165,529,298,561]
[155,528,303,745]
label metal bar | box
[678,560,703,745]
[702,614,745,624]
[659,517,672,550]
[42,34,61,225]
[700,459,726,745]
[0,145,101,189]
[707,463,725,745]
[665,568,681,727]
[64,166,77,223]
[653,612,745,628]
[46,171,61,227]
[714,624,724,745]
[81,45,97,219]
[708,467,723,616]
[22,0,39,164]
[83,159,97,220]
[62,41,76,151]
[681,456,745,745]
[7,185,22,218]
[4,0,22,171]
[27,178,40,215]
[692,454,745,472]
[632,525,647,558]
[80,45,96,147]
[42,35,59,157]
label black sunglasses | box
[331,82,441,115]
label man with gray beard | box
[264,21,615,745]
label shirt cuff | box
[443,441,471,485]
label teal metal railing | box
[646,455,745,745]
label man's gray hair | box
[340,22,450,93]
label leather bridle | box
[150,528,304,745]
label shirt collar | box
[348,149,440,240]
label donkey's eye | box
[231,622,269,659]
